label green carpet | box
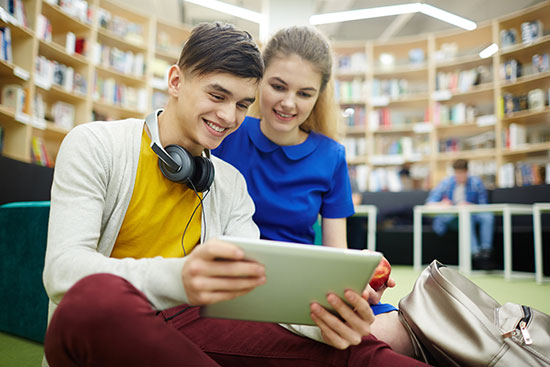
[1,266,548,367]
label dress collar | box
[246,117,322,160]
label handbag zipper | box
[519,305,532,345]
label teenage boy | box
[43,22,428,366]
[426,159,495,269]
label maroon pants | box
[44,274,429,366]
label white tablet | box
[199,236,382,325]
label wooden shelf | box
[502,142,550,156]
[437,149,496,161]
[93,100,147,118]
[500,35,550,56]
[96,28,148,54]
[501,107,550,123]
[94,64,145,86]
[38,39,88,67]
[343,126,366,135]
[41,1,92,34]
[434,53,491,70]
[373,64,428,77]
[500,71,550,90]
[35,83,87,103]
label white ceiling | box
[135,0,546,42]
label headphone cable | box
[180,183,210,256]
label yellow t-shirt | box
[111,128,202,259]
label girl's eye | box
[271,84,284,91]
[298,91,312,98]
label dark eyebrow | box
[209,83,232,96]
[271,76,318,93]
[209,83,255,104]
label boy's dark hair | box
[452,159,469,171]
[178,22,264,80]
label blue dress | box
[213,116,397,314]
[213,116,355,244]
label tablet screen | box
[200,236,382,325]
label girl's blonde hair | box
[249,26,340,140]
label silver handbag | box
[398,260,550,366]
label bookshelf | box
[334,1,550,191]
[0,0,191,166]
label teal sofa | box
[0,201,50,343]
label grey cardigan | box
[43,118,259,315]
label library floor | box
[1,265,549,366]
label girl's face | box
[259,54,322,145]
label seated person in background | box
[213,25,415,357]
[426,159,495,269]
[42,22,428,367]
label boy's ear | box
[167,65,183,97]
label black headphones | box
[145,109,215,193]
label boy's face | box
[454,169,468,185]
[168,67,258,155]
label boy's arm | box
[43,125,189,310]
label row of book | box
[30,136,53,167]
[35,55,87,95]
[353,163,430,192]
[438,131,496,153]
[342,137,367,160]
[341,106,365,127]
[97,7,144,45]
[371,78,428,101]
[435,65,492,94]
[501,88,548,116]
[505,122,550,149]
[36,14,52,42]
[334,78,366,103]
[93,74,147,112]
[44,0,91,24]
[0,26,11,62]
[370,107,428,130]
[92,43,145,77]
[335,52,367,74]
[498,161,550,188]
[0,0,27,28]
[373,135,430,157]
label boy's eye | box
[237,103,250,110]
[210,93,224,100]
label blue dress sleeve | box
[319,144,355,218]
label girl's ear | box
[167,65,183,98]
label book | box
[1,84,25,114]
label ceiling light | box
[310,3,422,25]
[183,0,265,23]
[479,43,498,58]
[310,2,476,31]
[419,4,476,31]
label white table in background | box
[533,202,550,284]
[353,205,378,251]
[413,204,533,279]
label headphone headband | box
[145,109,180,171]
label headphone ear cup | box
[158,145,195,184]
[190,156,215,192]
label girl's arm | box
[321,217,347,248]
